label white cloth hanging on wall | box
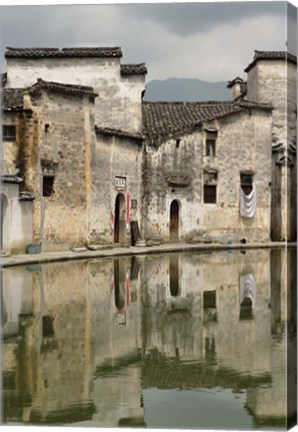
[240,273,256,306]
[240,184,256,218]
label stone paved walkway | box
[1,241,295,268]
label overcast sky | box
[0,2,297,82]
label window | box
[3,125,16,142]
[42,315,54,337]
[239,298,253,320]
[131,199,137,209]
[204,185,216,204]
[240,173,253,195]
[203,290,216,309]
[205,130,217,156]
[43,176,55,197]
[176,139,181,148]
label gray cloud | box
[0,3,293,82]
[125,2,285,36]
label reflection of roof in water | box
[141,351,272,392]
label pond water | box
[1,248,296,429]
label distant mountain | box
[143,77,228,102]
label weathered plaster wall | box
[144,110,272,242]
[119,74,145,132]
[1,183,33,253]
[6,57,145,133]
[21,89,94,250]
[247,60,297,240]
[90,133,143,244]
[247,60,296,144]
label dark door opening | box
[170,255,179,296]
[114,260,125,311]
[114,193,125,243]
[170,200,179,241]
[1,194,9,251]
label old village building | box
[1,48,297,253]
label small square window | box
[204,185,216,204]
[203,291,216,309]
[3,125,16,142]
[43,176,55,197]
[131,199,137,209]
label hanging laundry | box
[240,184,256,218]
[240,273,256,307]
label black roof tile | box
[5,47,122,59]
[142,100,272,143]
[30,79,97,97]
[95,125,144,141]
[227,77,244,88]
[2,88,24,111]
[121,64,147,76]
[245,50,297,72]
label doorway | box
[170,200,179,241]
[1,194,9,252]
[114,193,126,243]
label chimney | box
[227,77,244,101]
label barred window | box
[204,185,216,204]
[3,125,16,142]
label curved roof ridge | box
[30,78,97,97]
[245,50,297,72]
[5,47,122,59]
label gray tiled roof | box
[5,47,122,58]
[121,64,147,76]
[2,88,24,111]
[30,79,97,97]
[142,100,272,143]
[1,174,23,184]
[245,50,297,72]
[95,126,144,141]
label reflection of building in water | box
[246,249,297,428]
[1,249,296,427]
[1,257,145,426]
[89,257,144,427]
[140,249,294,427]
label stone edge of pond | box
[0,242,296,268]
